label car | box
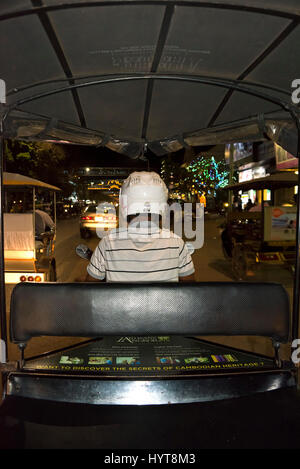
[80,203,118,238]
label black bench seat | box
[3,281,295,405]
[1,281,298,447]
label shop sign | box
[225,143,253,166]
[275,143,298,170]
[238,169,253,183]
[264,206,296,241]
[238,167,266,183]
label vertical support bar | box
[261,190,265,243]
[0,106,7,360]
[32,187,36,261]
[290,111,300,344]
[17,344,26,370]
[272,340,282,368]
[53,190,56,226]
[228,144,234,212]
[292,160,300,341]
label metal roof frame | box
[1,1,300,154]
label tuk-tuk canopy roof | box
[3,172,61,191]
[225,171,298,191]
[1,1,300,158]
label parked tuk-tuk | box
[221,172,298,280]
[1,0,300,450]
[3,172,60,284]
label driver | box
[35,209,55,236]
[85,171,195,282]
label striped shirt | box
[87,221,195,282]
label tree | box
[186,155,230,196]
[4,139,74,197]
[161,153,230,200]
[161,155,195,200]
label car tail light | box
[6,273,45,284]
[81,216,94,220]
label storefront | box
[274,143,298,206]
[225,141,298,209]
[225,141,273,209]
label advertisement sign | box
[225,143,253,166]
[238,169,253,183]
[238,167,266,183]
[23,336,273,376]
[264,206,296,241]
[275,143,298,170]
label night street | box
[4,213,294,364]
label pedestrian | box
[249,200,269,212]
[245,199,254,211]
[233,194,242,212]
[199,193,206,207]
[85,171,195,282]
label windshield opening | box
[2,136,298,367]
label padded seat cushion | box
[10,282,290,344]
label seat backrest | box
[4,213,35,256]
[10,282,290,345]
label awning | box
[1,1,300,158]
[225,171,298,191]
[3,172,61,191]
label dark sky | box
[61,143,163,172]
[52,142,224,173]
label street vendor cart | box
[3,172,60,284]
[221,172,298,280]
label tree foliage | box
[4,139,74,197]
[161,155,195,197]
[161,153,229,199]
[186,155,229,195]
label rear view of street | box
[55,216,98,283]
[5,213,294,363]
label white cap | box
[119,171,168,218]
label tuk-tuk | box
[221,172,298,280]
[1,0,300,450]
[3,172,60,284]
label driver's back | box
[87,220,194,282]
